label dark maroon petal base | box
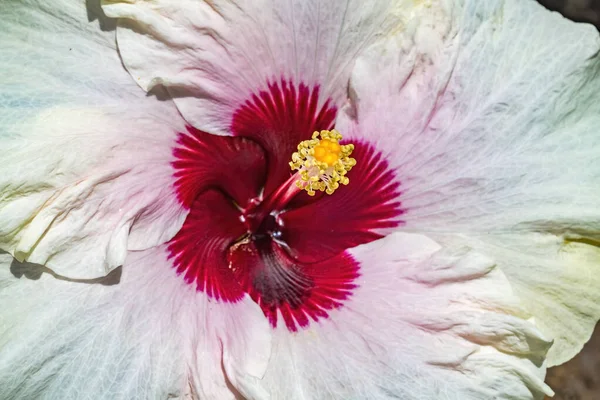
[169,79,403,331]
[228,235,359,331]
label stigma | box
[289,130,356,196]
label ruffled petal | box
[336,0,600,365]
[0,247,271,400]
[0,0,187,278]
[101,0,406,134]
[257,233,553,399]
[433,233,600,368]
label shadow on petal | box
[6,252,122,286]
[86,0,116,32]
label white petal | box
[0,247,271,399]
[101,0,413,134]
[0,0,187,278]
[432,233,600,367]
[257,233,553,399]
[337,0,600,365]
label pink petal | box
[255,233,554,399]
[0,246,271,400]
[337,0,600,366]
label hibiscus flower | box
[1,0,599,399]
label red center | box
[168,79,403,331]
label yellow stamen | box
[289,129,356,196]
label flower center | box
[243,130,355,233]
[290,130,356,196]
[168,79,403,332]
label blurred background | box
[545,324,600,399]
[539,0,600,25]
[536,2,600,399]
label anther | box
[289,130,356,196]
